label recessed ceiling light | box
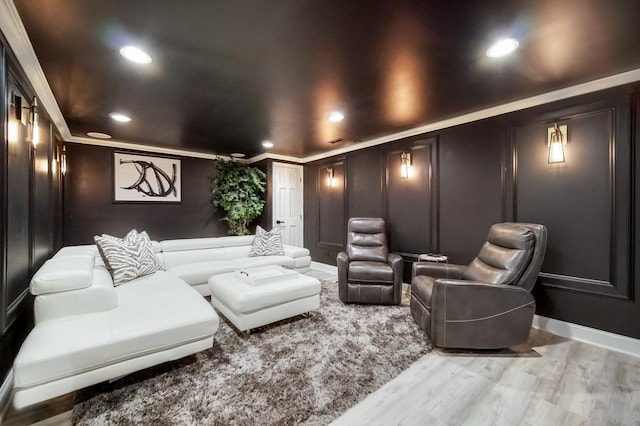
[262,140,274,148]
[109,112,131,122]
[328,111,344,122]
[486,38,519,58]
[86,132,112,139]
[230,153,246,158]
[119,45,152,64]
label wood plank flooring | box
[4,268,640,425]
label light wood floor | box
[4,269,640,425]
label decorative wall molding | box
[508,97,632,300]
[533,315,640,359]
[316,159,347,250]
[0,0,69,138]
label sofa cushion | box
[33,266,118,324]
[228,255,295,270]
[216,235,255,247]
[283,245,310,258]
[94,230,162,286]
[160,237,224,252]
[166,261,235,286]
[248,226,284,257]
[30,255,95,295]
[13,271,219,389]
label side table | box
[418,253,448,263]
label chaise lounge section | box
[12,234,312,409]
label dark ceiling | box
[13,0,640,158]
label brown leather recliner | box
[410,222,547,349]
[337,218,403,305]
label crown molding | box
[295,68,640,164]
[66,136,225,160]
[0,0,71,139]
[3,0,640,165]
[246,152,303,164]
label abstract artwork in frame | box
[114,152,181,203]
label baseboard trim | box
[310,263,640,358]
[533,315,640,358]
[0,369,14,423]
[310,261,337,273]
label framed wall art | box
[113,152,181,203]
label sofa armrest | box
[283,244,310,258]
[430,279,535,348]
[31,255,95,295]
[337,251,349,302]
[411,262,465,281]
[34,266,118,324]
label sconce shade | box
[400,152,412,179]
[326,167,335,187]
[61,146,68,175]
[29,97,39,148]
[548,123,566,164]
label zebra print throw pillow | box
[248,226,285,257]
[94,229,162,286]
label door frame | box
[271,161,304,247]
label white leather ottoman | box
[208,267,321,334]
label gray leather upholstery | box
[337,218,403,305]
[410,222,547,349]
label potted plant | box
[210,157,267,235]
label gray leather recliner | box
[337,218,403,305]
[410,222,547,349]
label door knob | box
[276,220,285,224]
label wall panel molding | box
[316,158,347,250]
[383,138,439,255]
[507,95,632,300]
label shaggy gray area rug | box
[72,280,431,425]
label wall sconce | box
[8,92,20,144]
[28,97,39,148]
[548,122,567,164]
[61,146,68,175]
[326,167,335,187]
[400,151,412,179]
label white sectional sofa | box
[157,235,311,295]
[12,235,312,409]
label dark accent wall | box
[63,144,229,245]
[304,84,640,339]
[1,38,63,391]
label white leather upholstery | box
[13,234,311,408]
[30,255,95,295]
[227,255,295,270]
[160,237,224,252]
[208,270,321,332]
[13,271,219,408]
[157,237,311,295]
[166,261,235,286]
[33,266,118,324]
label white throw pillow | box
[94,229,162,285]
[248,226,285,257]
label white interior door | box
[272,162,303,247]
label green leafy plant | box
[210,157,267,235]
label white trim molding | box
[66,137,224,160]
[533,315,640,359]
[0,0,71,139]
[3,0,640,164]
